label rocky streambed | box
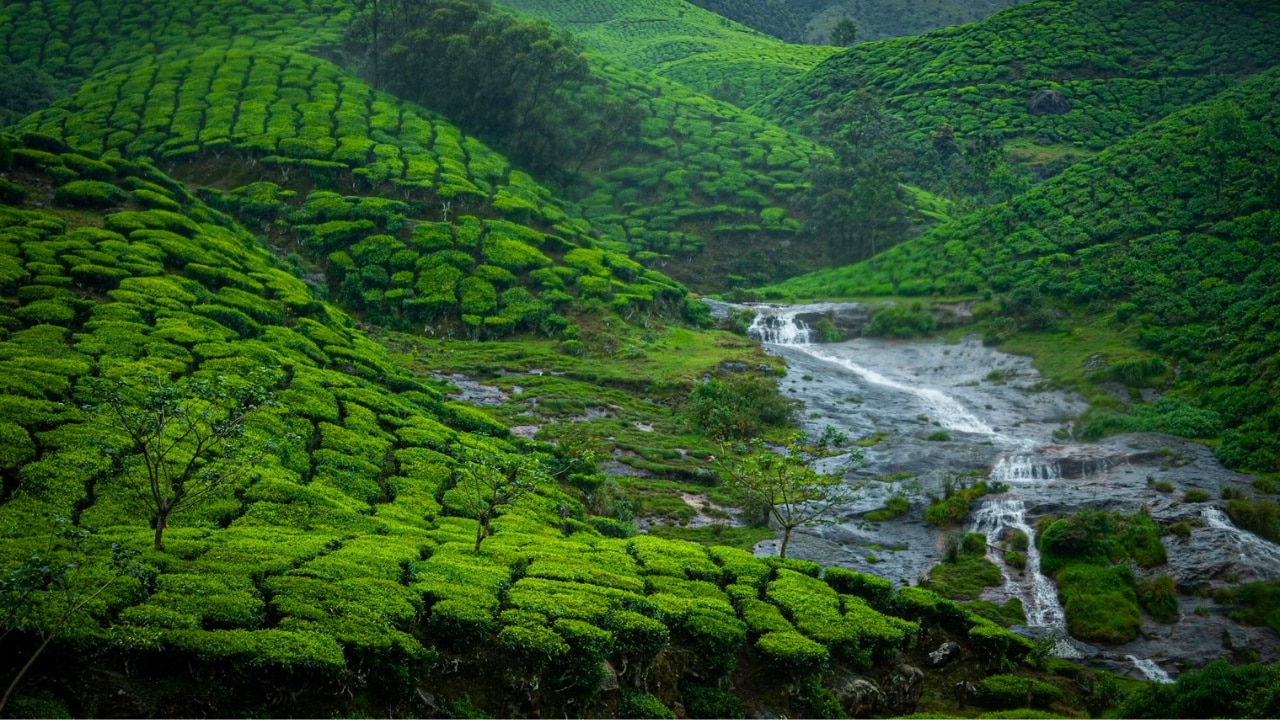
[729,302,1280,681]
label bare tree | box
[86,371,272,549]
[717,429,861,558]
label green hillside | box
[0,131,1064,718]
[756,0,1280,163]
[803,0,1032,44]
[759,67,1280,471]
[497,0,840,107]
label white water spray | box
[971,498,1066,629]
[1203,506,1280,572]
[990,455,1062,483]
[1127,655,1173,684]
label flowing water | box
[737,301,1280,675]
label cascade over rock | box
[733,301,1280,679]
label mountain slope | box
[496,0,839,107]
[756,0,1280,156]
[760,66,1280,471]
[0,135,1054,717]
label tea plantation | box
[0,134,1065,716]
[756,0,1280,157]
[497,0,840,106]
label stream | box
[729,302,1280,681]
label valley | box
[2,0,1279,717]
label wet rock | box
[929,641,961,667]
[1028,89,1071,115]
[719,360,752,374]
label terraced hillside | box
[802,0,1032,44]
[497,0,840,107]
[0,134,1061,717]
[759,67,1280,472]
[2,0,833,291]
[756,0,1280,161]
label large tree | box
[86,372,272,549]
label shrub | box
[824,567,893,610]
[685,373,798,440]
[864,302,937,338]
[682,683,744,719]
[619,691,675,719]
[54,180,128,208]
[497,624,568,670]
[756,631,828,677]
[0,178,28,204]
[427,599,495,646]
[1136,574,1179,623]
[974,674,1064,710]
[606,610,669,667]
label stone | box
[600,660,619,693]
[885,665,925,715]
[929,641,961,667]
[1028,89,1071,115]
[832,674,885,717]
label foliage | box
[973,674,1064,710]
[716,433,860,558]
[84,371,273,548]
[865,302,937,339]
[1117,659,1276,719]
[760,68,1280,470]
[685,372,798,440]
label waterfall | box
[971,498,1066,629]
[1127,655,1174,684]
[746,306,994,435]
[746,310,812,345]
[1203,506,1280,571]
[991,455,1062,483]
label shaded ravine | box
[734,301,1280,680]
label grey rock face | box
[1028,89,1072,115]
[733,302,1280,679]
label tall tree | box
[801,94,911,263]
[86,372,272,549]
[830,17,858,46]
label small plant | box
[1183,488,1211,503]
[926,430,952,442]
[1152,481,1175,493]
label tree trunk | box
[780,529,791,559]
[474,516,487,554]
[153,511,168,549]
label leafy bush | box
[685,373,798,440]
[974,674,1064,710]
[54,180,128,208]
[619,691,675,719]
[681,683,744,720]
[756,631,828,677]
[864,302,937,338]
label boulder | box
[1028,89,1071,115]
[885,665,925,715]
[832,674,885,717]
[929,641,961,667]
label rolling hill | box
[496,0,840,107]
[756,0,1280,169]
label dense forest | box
[2,0,1280,717]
